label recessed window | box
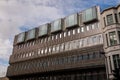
[118,31,120,44]
[92,36,97,44]
[41,39,43,43]
[52,36,54,40]
[60,43,64,51]
[81,27,84,32]
[73,30,75,35]
[45,48,47,54]
[106,34,109,46]
[48,36,50,41]
[96,23,99,28]
[113,54,119,68]
[77,28,80,33]
[27,29,36,40]
[52,46,55,52]
[68,31,71,36]
[56,45,59,52]
[107,14,113,25]
[38,49,40,55]
[17,32,25,43]
[41,49,44,54]
[59,33,62,38]
[114,13,118,23]
[79,39,82,48]
[64,32,66,37]
[49,47,51,53]
[103,17,106,26]
[44,38,46,42]
[56,34,58,39]
[119,12,120,21]
[81,39,84,46]
[86,26,89,31]
[109,31,117,46]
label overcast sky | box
[0,0,119,77]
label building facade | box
[6,5,120,80]
[101,5,120,79]
[0,77,9,80]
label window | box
[52,46,55,53]
[56,45,59,52]
[41,39,43,43]
[118,31,120,43]
[89,53,93,59]
[49,47,51,53]
[41,49,44,54]
[107,14,113,25]
[109,56,112,73]
[115,13,118,23]
[68,31,71,36]
[82,7,97,22]
[64,32,66,37]
[86,26,89,31]
[56,34,58,39]
[65,42,69,51]
[17,32,25,43]
[92,36,97,44]
[73,29,75,35]
[38,49,40,55]
[98,34,103,44]
[109,31,117,46]
[113,54,119,69]
[65,14,77,28]
[60,43,64,51]
[51,19,62,32]
[95,23,99,28]
[77,28,80,33]
[59,33,62,38]
[52,35,54,40]
[103,17,106,26]
[38,24,48,36]
[119,12,120,21]
[81,39,84,46]
[81,27,84,32]
[91,24,95,29]
[83,54,88,60]
[106,34,109,46]
[27,29,36,40]
[44,38,46,42]
[48,36,50,41]
[45,48,47,54]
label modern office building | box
[7,4,120,80]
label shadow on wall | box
[0,77,9,80]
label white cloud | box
[0,39,12,61]
[0,65,7,77]
[0,0,65,77]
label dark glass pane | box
[38,24,48,36]
[109,31,117,46]
[51,19,62,32]
[115,13,118,23]
[17,32,25,43]
[107,14,113,25]
[27,29,35,40]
